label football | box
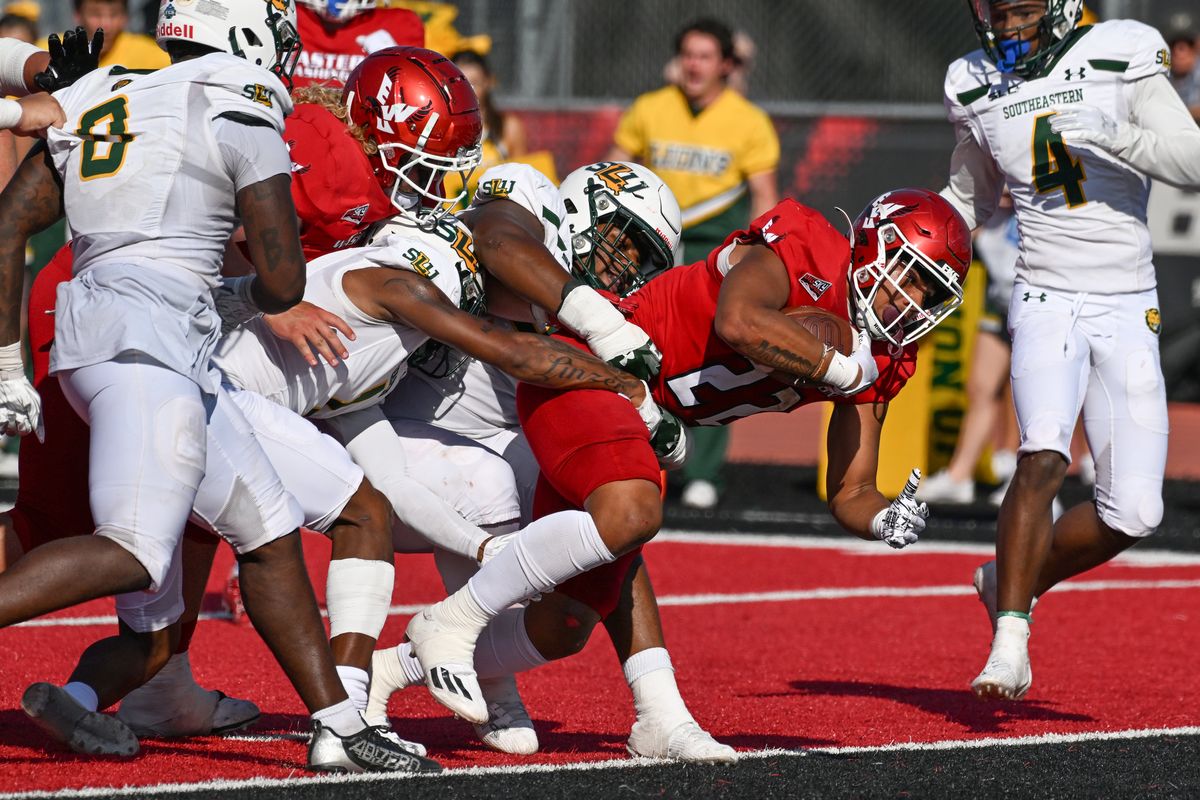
[782,305,854,356]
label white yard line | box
[14,576,1200,629]
[3,726,1198,799]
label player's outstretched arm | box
[825,402,927,548]
[0,144,61,439]
[939,123,1003,231]
[346,267,646,405]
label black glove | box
[34,27,104,93]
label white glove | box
[1049,104,1126,154]
[820,328,880,396]
[0,342,43,441]
[212,276,261,335]
[870,468,929,549]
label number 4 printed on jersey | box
[1032,113,1088,208]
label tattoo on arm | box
[750,339,822,380]
[0,145,63,342]
[515,335,639,395]
[237,175,304,312]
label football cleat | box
[405,604,488,725]
[117,652,259,738]
[973,561,1038,634]
[22,683,139,757]
[473,675,538,755]
[307,721,441,773]
[971,617,1033,700]
[372,725,428,758]
[627,719,737,764]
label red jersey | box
[622,199,918,426]
[286,104,394,261]
[293,6,424,88]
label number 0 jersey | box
[47,53,291,285]
[944,20,1169,294]
[213,226,466,420]
[624,200,916,426]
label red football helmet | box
[343,47,483,226]
[848,188,972,347]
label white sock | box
[64,682,99,713]
[994,614,1031,646]
[624,648,691,727]
[388,642,428,686]
[475,607,548,679]
[312,698,366,737]
[467,510,615,616]
[336,665,370,712]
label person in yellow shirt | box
[42,0,168,69]
[610,17,779,510]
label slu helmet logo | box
[268,0,292,11]
[1145,308,1162,334]
[589,162,648,196]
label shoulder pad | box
[470,162,559,211]
[362,229,468,308]
[202,55,292,133]
[1082,20,1169,82]
[944,51,996,121]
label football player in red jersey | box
[293,0,424,88]
[402,176,972,742]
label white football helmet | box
[559,161,682,297]
[156,0,302,88]
[297,0,377,22]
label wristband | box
[0,39,39,95]
[820,348,860,391]
[0,98,22,131]
[0,341,25,379]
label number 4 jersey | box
[944,20,1169,294]
[622,199,916,427]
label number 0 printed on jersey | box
[1031,113,1087,208]
[76,96,132,181]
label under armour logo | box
[430,667,473,700]
[1022,291,1047,303]
[1064,67,1086,81]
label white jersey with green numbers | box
[213,226,466,420]
[944,20,1170,294]
[385,162,569,438]
[47,53,291,285]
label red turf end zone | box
[0,534,1198,794]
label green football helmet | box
[967,0,1085,77]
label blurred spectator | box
[454,50,526,164]
[610,17,779,510]
[919,193,1020,506]
[0,11,36,42]
[292,1,423,89]
[1165,24,1200,122]
[50,0,168,69]
[388,0,491,58]
[664,28,757,96]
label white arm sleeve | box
[324,406,491,560]
[213,116,292,192]
[1113,74,1200,191]
[939,121,1003,231]
[0,38,39,96]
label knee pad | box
[1097,478,1163,538]
[1018,416,1072,461]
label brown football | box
[782,305,854,356]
